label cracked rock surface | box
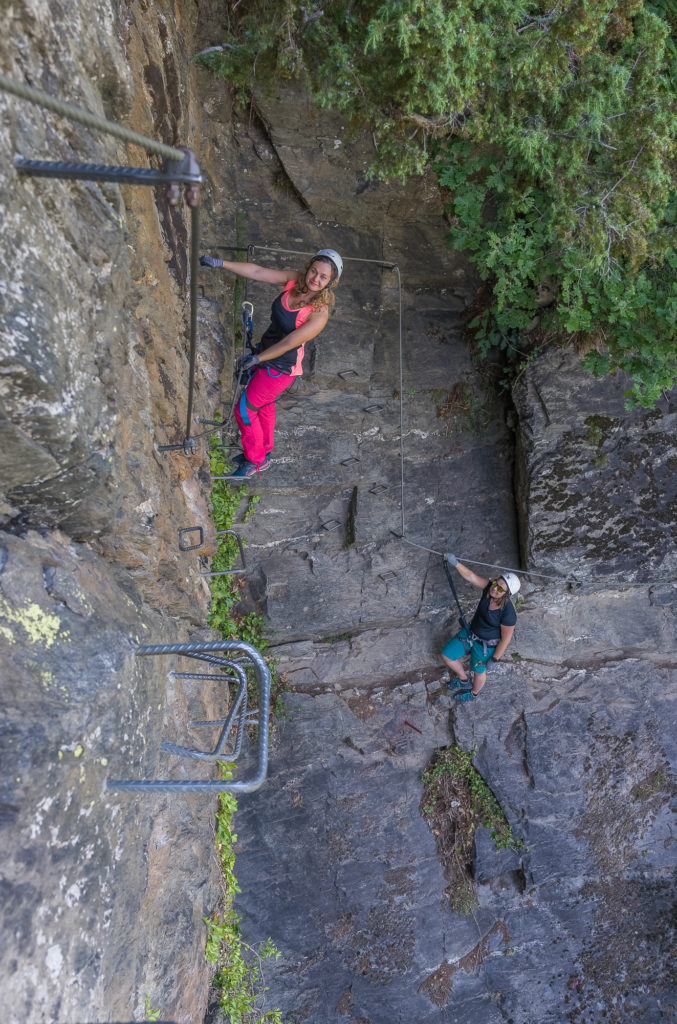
[1,2,675,1023]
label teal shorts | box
[442,628,497,674]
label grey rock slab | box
[234,687,507,1024]
[514,347,677,583]
[512,583,677,673]
[238,663,677,1023]
[270,624,445,689]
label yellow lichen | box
[0,597,63,649]
[73,744,84,758]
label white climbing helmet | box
[500,572,521,596]
[314,248,343,279]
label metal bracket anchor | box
[178,526,204,551]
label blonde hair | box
[289,257,339,313]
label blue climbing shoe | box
[444,677,470,692]
[231,452,271,471]
[224,459,260,481]
[454,689,477,703]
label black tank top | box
[259,281,313,375]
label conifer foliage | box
[203,1,677,405]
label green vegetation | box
[201,1,677,406]
[143,996,161,1022]
[207,439,268,652]
[206,767,286,1024]
[204,448,288,1022]
[421,745,524,914]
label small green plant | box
[206,765,286,1024]
[243,494,261,522]
[144,996,161,1021]
[631,770,666,801]
[421,746,525,914]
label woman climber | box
[440,553,520,703]
[199,248,342,480]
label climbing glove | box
[237,354,260,373]
[444,552,458,567]
[199,255,223,268]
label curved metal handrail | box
[107,641,271,794]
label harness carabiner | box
[241,301,254,352]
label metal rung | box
[170,672,229,680]
[364,404,383,413]
[197,418,224,426]
[178,526,204,551]
[15,154,201,186]
[189,710,259,727]
[369,484,388,495]
[321,520,341,532]
[341,457,361,467]
[338,369,359,380]
[156,437,196,455]
[379,571,397,581]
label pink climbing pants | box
[234,366,294,466]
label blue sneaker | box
[454,690,478,703]
[444,677,470,692]
[231,452,271,471]
[224,460,261,481]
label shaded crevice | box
[250,99,315,216]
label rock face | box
[1,2,676,1024]
[514,347,677,586]
[1,2,234,1022]
[0,0,220,617]
[234,660,676,1024]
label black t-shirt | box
[469,585,517,641]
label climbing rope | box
[0,73,185,160]
[251,243,397,270]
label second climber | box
[200,248,342,480]
[440,554,520,703]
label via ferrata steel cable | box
[0,73,185,160]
